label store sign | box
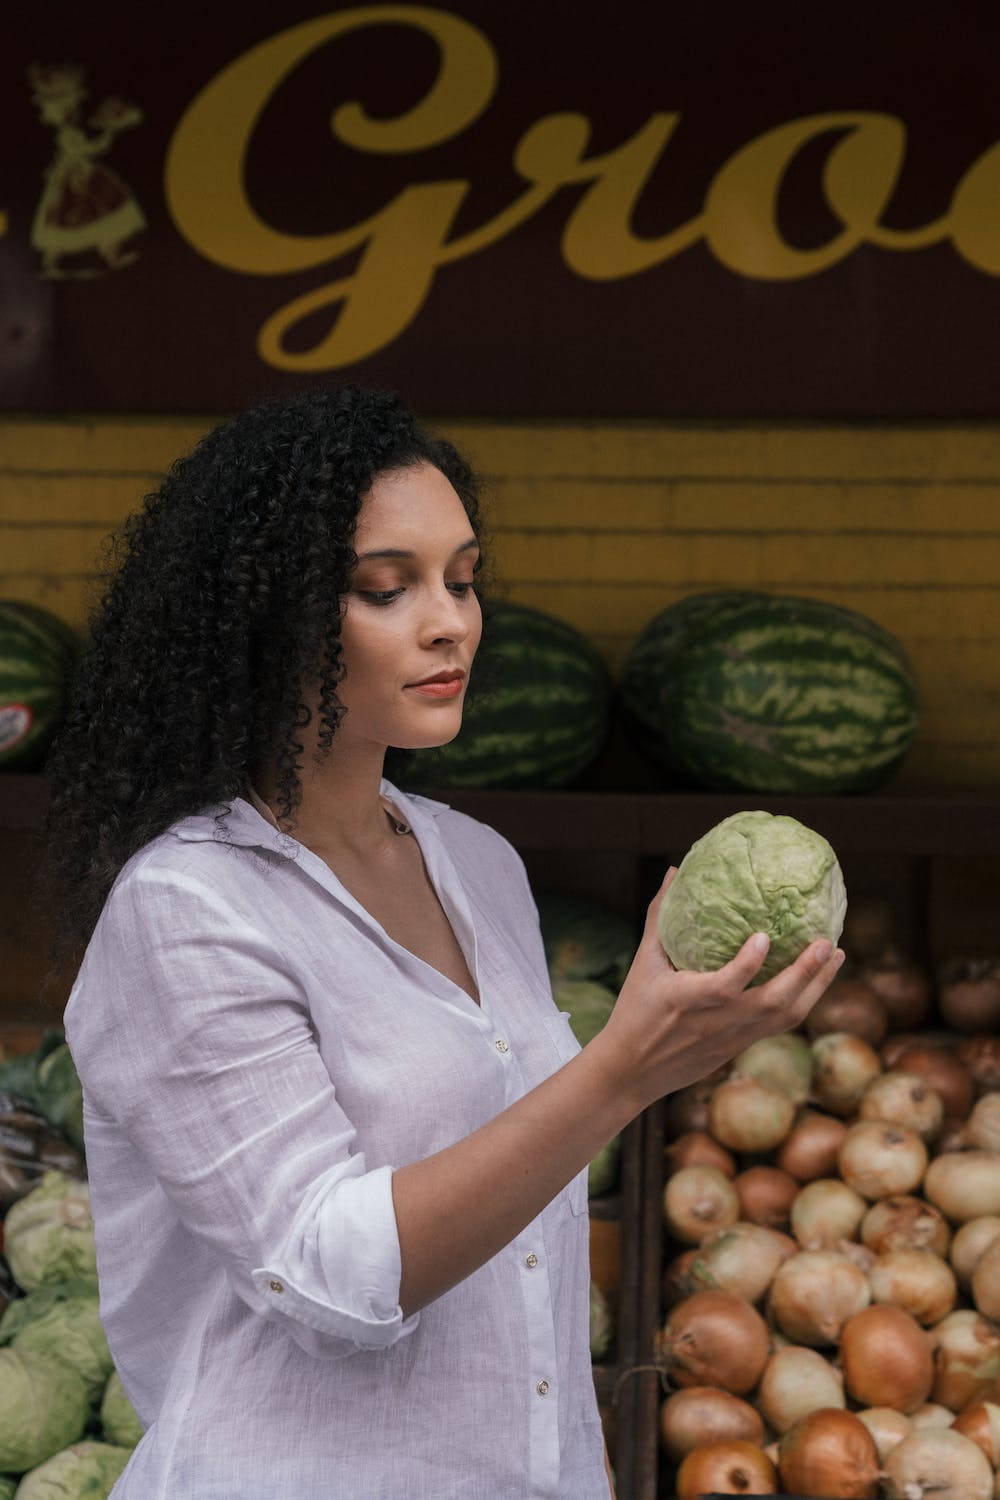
[3,3,999,414]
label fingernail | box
[833,947,846,968]
[752,932,770,954]
[814,940,833,962]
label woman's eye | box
[361,584,475,605]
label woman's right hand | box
[591,867,845,1117]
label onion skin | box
[732,1032,813,1103]
[893,1046,975,1122]
[777,1109,849,1182]
[938,960,1000,1035]
[924,1152,1000,1223]
[768,1250,871,1347]
[806,978,889,1045]
[663,1164,740,1244]
[658,1385,764,1463]
[812,1033,883,1116]
[929,1310,1000,1411]
[665,1130,738,1179]
[687,1222,788,1304]
[734,1165,798,1229]
[675,1440,777,1500]
[840,1304,935,1413]
[857,1406,912,1464]
[861,1196,951,1257]
[883,1428,994,1500]
[837,1121,928,1201]
[757,1346,846,1434]
[708,1075,796,1153]
[859,1071,945,1142]
[958,1037,1000,1094]
[870,1250,958,1326]
[778,1407,881,1499]
[861,955,933,1031]
[966,1095,1000,1154]
[951,1216,1000,1288]
[971,1236,1000,1319]
[951,1401,1000,1466]
[790,1178,867,1249]
[666,1068,728,1136]
[663,1248,699,1304]
[658,1290,770,1396]
[908,1402,954,1429]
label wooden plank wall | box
[1,415,999,792]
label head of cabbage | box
[657,810,846,985]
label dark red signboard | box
[3,1,1000,416]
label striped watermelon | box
[0,601,80,770]
[395,601,612,788]
[618,591,919,794]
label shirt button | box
[495,1038,509,1053]
[536,1380,550,1397]
[269,1280,284,1293]
[525,1253,538,1269]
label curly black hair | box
[30,385,503,1003]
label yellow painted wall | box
[1,415,998,791]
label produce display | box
[618,591,920,793]
[0,601,80,772]
[656,931,1000,1500]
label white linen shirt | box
[62,778,609,1499]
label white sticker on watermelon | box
[0,704,32,751]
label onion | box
[756,1346,845,1433]
[790,1178,867,1249]
[909,1403,955,1429]
[966,1094,1000,1154]
[768,1250,871,1347]
[929,1310,1000,1411]
[840,1305,935,1412]
[859,1071,945,1142]
[666,1068,728,1135]
[842,895,896,961]
[951,1401,1000,1466]
[959,1037,1000,1094]
[883,1428,993,1500]
[734,1165,798,1229]
[971,1236,1000,1319]
[675,1440,777,1500]
[935,1117,970,1154]
[837,1122,928,1200]
[707,1076,796,1153]
[777,1109,849,1181]
[731,1032,813,1103]
[665,1130,737,1179]
[806,977,889,1045]
[870,1250,958,1325]
[657,1290,770,1395]
[894,1046,975,1122]
[861,1196,951,1257]
[861,952,933,1030]
[857,1406,912,1463]
[663,1164,740,1244]
[950,1216,1000,1288]
[663,1247,699,1303]
[778,1408,881,1499]
[812,1033,882,1116]
[687,1222,789,1304]
[938,958,1000,1034]
[924,1152,1000,1222]
[658,1385,764,1463]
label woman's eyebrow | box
[355,537,480,561]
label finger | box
[785,946,847,1027]
[760,938,843,1015]
[718,929,772,990]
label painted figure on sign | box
[27,62,146,279]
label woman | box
[36,386,844,1498]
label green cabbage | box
[587,1134,622,1198]
[3,1174,97,1292]
[551,979,616,1049]
[0,1477,15,1499]
[13,1441,132,1497]
[0,1284,112,1407]
[98,1372,144,1450]
[34,1047,85,1154]
[0,1348,89,1472]
[657,811,846,986]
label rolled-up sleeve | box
[73,863,420,1360]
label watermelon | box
[395,601,613,789]
[535,888,637,994]
[619,591,919,794]
[0,601,80,771]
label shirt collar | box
[169,777,451,848]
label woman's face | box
[331,460,483,751]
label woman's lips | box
[405,679,464,697]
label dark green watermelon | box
[0,601,80,771]
[398,602,612,789]
[619,591,919,794]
